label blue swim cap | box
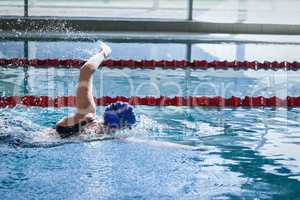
[103,102,136,128]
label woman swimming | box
[0,42,195,150]
[55,42,136,138]
[38,42,191,150]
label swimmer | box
[40,42,192,150]
[54,42,136,138]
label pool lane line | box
[1,96,300,108]
[0,58,300,70]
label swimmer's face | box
[83,120,115,135]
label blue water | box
[1,36,300,199]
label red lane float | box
[0,58,299,70]
[1,96,300,108]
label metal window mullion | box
[24,0,28,17]
[184,43,192,98]
[23,39,29,94]
[188,0,193,20]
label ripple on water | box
[1,106,300,199]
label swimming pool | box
[1,34,300,199]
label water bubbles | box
[132,114,168,136]
[15,31,22,37]
[181,120,224,137]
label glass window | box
[0,41,24,58]
[193,0,300,25]
[0,0,24,16]
[27,41,187,60]
[28,0,188,19]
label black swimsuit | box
[56,118,95,138]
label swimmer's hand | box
[83,42,111,71]
[100,42,112,58]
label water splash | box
[181,120,225,137]
[0,107,114,148]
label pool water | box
[1,34,300,199]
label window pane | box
[193,0,300,25]
[0,0,24,16]
[27,41,187,60]
[28,0,188,19]
[0,41,24,58]
[192,42,300,62]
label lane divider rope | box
[1,96,300,108]
[1,58,300,70]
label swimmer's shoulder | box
[46,118,107,138]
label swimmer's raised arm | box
[55,43,111,137]
[75,42,111,116]
[54,42,136,138]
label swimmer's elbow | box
[81,63,96,72]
